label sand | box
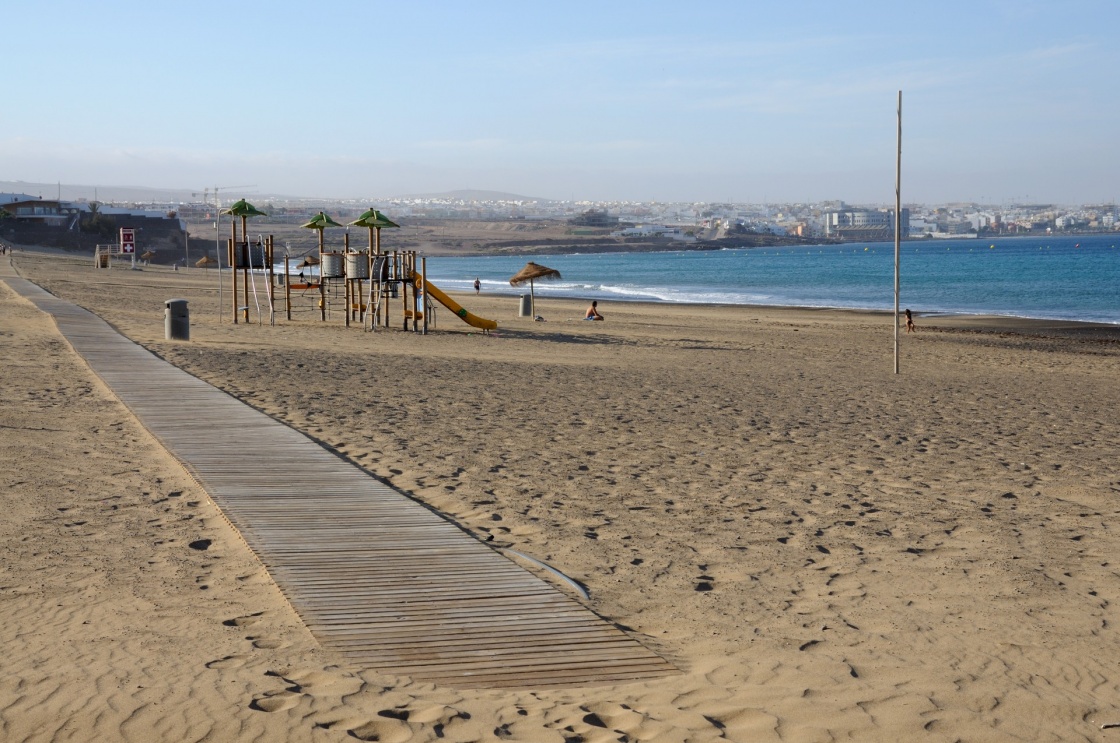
[3,248,1120,742]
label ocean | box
[418,234,1120,325]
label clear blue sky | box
[4,0,1117,204]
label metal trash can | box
[519,294,532,317]
[165,299,189,341]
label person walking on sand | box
[585,300,604,321]
[474,277,481,295]
[905,308,916,334]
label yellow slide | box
[413,277,498,331]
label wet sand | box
[3,248,1120,741]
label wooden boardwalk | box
[5,276,677,688]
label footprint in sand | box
[281,669,363,697]
[222,611,264,627]
[702,707,781,738]
[249,690,301,713]
[348,718,413,742]
[581,702,647,731]
[205,654,249,670]
[248,636,288,650]
[405,704,471,725]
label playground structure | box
[282,243,497,334]
[220,204,496,333]
[227,236,276,325]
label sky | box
[4,0,1118,205]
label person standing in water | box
[474,277,481,294]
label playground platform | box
[2,272,676,688]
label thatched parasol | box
[509,262,561,318]
[140,250,156,262]
[299,255,320,267]
[196,255,218,268]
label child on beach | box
[585,301,604,321]
[905,308,916,333]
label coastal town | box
[3,182,1118,262]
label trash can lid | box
[165,298,189,307]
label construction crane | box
[191,184,257,210]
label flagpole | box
[894,90,902,375]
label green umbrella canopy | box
[348,208,400,229]
[225,198,267,218]
[300,211,344,229]
[301,211,342,253]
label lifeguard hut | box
[94,227,138,268]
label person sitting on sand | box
[905,308,916,334]
[585,301,604,321]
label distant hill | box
[1,181,550,205]
[0,180,204,203]
[392,189,549,203]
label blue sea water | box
[419,234,1120,325]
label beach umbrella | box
[509,261,561,318]
[349,208,400,255]
[140,250,155,263]
[289,254,319,284]
[195,255,217,269]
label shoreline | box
[10,237,1119,329]
[474,291,1120,334]
[8,240,1120,337]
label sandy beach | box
[4,247,1120,742]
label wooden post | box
[241,215,251,324]
[402,251,410,330]
[285,256,292,321]
[893,90,902,375]
[367,225,375,327]
[242,245,250,324]
[344,233,350,328]
[421,256,428,335]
